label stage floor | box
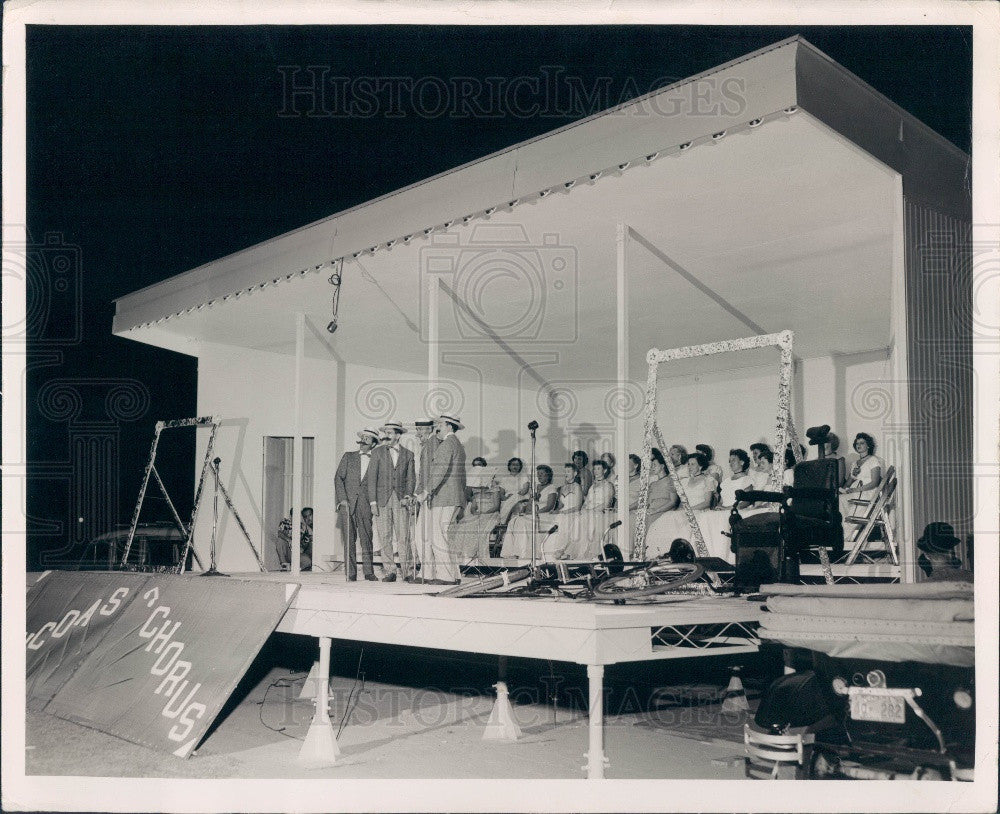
[229,571,765,667]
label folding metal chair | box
[843,465,898,565]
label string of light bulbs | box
[133,106,798,329]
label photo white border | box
[3,2,998,811]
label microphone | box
[546,524,559,535]
[527,420,539,433]
[608,520,622,530]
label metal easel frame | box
[121,416,225,572]
[631,331,823,578]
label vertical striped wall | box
[903,199,973,540]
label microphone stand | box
[528,422,539,569]
[202,457,227,576]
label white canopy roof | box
[113,36,968,383]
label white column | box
[615,223,630,554]
[586,664,607,779]
[291,312,305,575]
[889,177,915,582]
[298,635,340,766]
[428,275,439,398]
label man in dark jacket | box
[368,420,416,582]
[335,428,379,581]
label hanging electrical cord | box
[257,671,309,741]
[337,647,365,739]
[327,258,344,334]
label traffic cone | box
[483,681,522,741]
[720,670,749,713]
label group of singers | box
[331,415,886,581]
[334,414,468,585]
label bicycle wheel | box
[592,561,704,598]
[435,568,531,597]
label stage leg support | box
[483,657,522,741]
[298,636,340,767]
[584,664,608,779]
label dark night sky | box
[24,25,972,565]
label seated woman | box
[695,443,726,490]
[499,464,560,559]
[645,452,729,560]
[782,443,806,486]
[545,460,616,561]
[538,463,585,560]
[838,432,884,517]
[668,444,689,488]
[497,456,531,523]
[449,457,502,563]
[629,447,679,551]
[626,453,642,511]
[600,452,616,486]
[572,450,594,496]
[699,449,756,554]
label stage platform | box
[27,569,764,779]
[236,571,765,778]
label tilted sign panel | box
[46,575,296,757]
[26,571,151,711]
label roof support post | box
[427,274,439,405]
[890,178,915,582]
[292,311,305,575]
[616,222,630,555]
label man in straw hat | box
[415,414,467,585]
[335,427,380,581]
[410,419,438,582]
[368,420,416,582]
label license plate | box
[850,694,906,724]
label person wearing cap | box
[414,414,467,584]
[917,522,972,583]
[410,420,439,582]
[335,428,379,581]
[368,421,416,582]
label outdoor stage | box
[239,571,765,779]
[26,568,765,779]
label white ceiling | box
[122,111,896,386]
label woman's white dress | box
[450,480,501,563]
[694,472,755,561]
[839,454,885,517]
[542,481,615,561]
[498,473,530,520]
[644,473,731,560]
[499,483,560,559]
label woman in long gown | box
[499,465,560,559]
[645,452,723,558]
[540,462,588,560]
[559,459,616,560]
[838,432,884,517]
[572,450,594,497]
[630,448,680,556]
[699,448,756,561]
[498,457,531,523]
[695,443,726,489]
[450,457,501,563]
